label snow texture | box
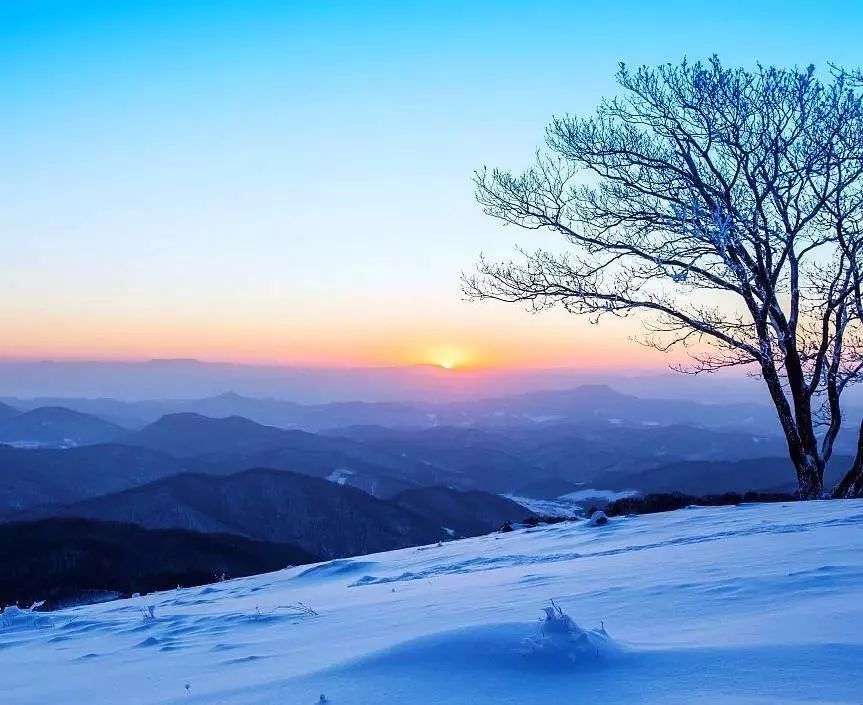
[3,500,863,704]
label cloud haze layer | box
[0,358,774,404]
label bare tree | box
[464,57,863,499]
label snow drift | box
[3,500,863,704]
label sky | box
[2,0,862,369]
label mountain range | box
[1,384,787,434]
[0,386,839,505]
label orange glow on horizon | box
[0,338,675,371]
[0,306,684,370]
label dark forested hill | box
[391,487,531,536]
[25,469,446,558]
[0,518,318,609]
[20,469,532,559]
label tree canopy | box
[465,57,863,498]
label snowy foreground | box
[5,501,863,705]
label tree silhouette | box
[465,58,863,499]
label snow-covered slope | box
[5,500,863,704]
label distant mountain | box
[325,421,792,492]
[327,425,557,493]
[0,406,127,447]
[125,413,297,457]
[440,385,779,432]
[172,393,430,430]
[21,469,531,559]
[0,518,317,609]
[191,447,420,498]
[0,393,430,431]
[596,456,851,496]
[0,444,192,517]
[124,413,448,496]
[391,487,531,536]
[0,401,18,421]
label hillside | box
[0,406,126,447]
[124,413,450,496]
[327,422,797,493]
[0,444,192,516]
[603,456,852,496]
[392,486,529,536]
[23,469,525,558]
[0,518,317,609]
[3,500,861,705]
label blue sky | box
[2,0,862,366]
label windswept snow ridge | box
[3,500,863,704]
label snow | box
[503,494,583,515]
[588,510,609,526]
[325,468,355,485]
[4,500,863,704]
[504,489,637,517]
[560,488,638,502]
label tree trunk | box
[773,422,822,498]
[832,419,863,498]
[794,452,824,499]
[761,363,823,498]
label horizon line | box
[0,355,680,374]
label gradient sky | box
[3,1,862,368]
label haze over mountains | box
[0,358,782,404]
[3,383,782,433]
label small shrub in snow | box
[589,510,608,526]
[1,604,53,630]
[523,601,618,661]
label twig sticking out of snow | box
[252,603,318,621]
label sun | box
[422,345,472,370]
